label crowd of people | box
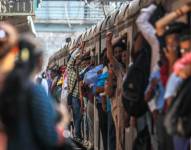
[46,1,191,150]
[0,1,190,150]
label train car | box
[48,0,154,68]
[48,0,190,68]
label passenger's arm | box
[106,32,123,75]
[106,32,115,64]
[136,4,160,72]
[144,78,158,102]
[165,97,174,108]
[156,3,191,36]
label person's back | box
[0,41,60,149]
[7,83,59,150]
[0,22,19,150]
[0,33,62,150]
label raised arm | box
[106,32,115,64]
[156,3,191,36]
[136,4,160,72]
[106,32,121,66]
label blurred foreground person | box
[0,32,76,150]
[0,22,19,150]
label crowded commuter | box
[50,67,61,103]
[106,32,129,150]
[156,3,190,150]
[104,71,116,150]
[67,42,85,142]
[82,51,106,149]
[59,65,73,139]
[94,51,109,150]
[77,53,92,142]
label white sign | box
[0,0,34,16]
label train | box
[47,0,189,69]
[47,0,190,149]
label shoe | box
[87,142,93,150]
[83,140,89,147]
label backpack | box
[122,47,151,117]
[164,77,191,138]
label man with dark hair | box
[179,30,191,56]
[106,32,129,150]
[67,42,85,142]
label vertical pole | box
[94,32,102,150]
[98,32,101,65]
[33,0,37,11]
[98,32,102,150]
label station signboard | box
[0,0,34,16]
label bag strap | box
[70,66,79,95]
[67,50,76,63]
[71,79,77,94]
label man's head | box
[50,69,58,79]
[113,41,127,62]
[121,50,129,66]
[18,34,44,75]
[164,22,188,53]
[179,30,191,56]
[59,65,66,74]
[80,56,91,67]
[0,23,18,90]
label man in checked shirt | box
[67,42,84,142]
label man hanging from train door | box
[106,32,129,150]
[67,42,85,142]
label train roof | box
[49,0,188,67]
